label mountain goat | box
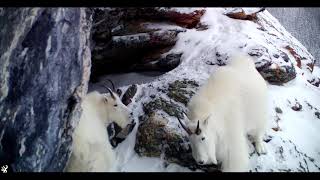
[178,54,268,172]
[66,84,132,172]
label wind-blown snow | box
[268,8,320,66]
[90,8,320,172]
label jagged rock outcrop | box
[225,8,265,22]
[90,8,205,82]
[223,8,316,85]
[0,8,92,172]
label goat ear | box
[203,118,208,126]
[103,96,108,103]
[203,114,211,126]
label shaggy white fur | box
[66,91,131,172]
[185,54,268,172]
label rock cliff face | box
[0,8,92,172]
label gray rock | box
[0,8,92,172]
[258,63,296,85]
[308,77,320,87]
[167,79,199,106]
[292,102,303,111]
[275,107,283,114]
[248,46,297,85]
[157,53,182,72]
[107,121,136,148]
[143,97,184,119]
[131,53,182,72]
[315,112,320,119]
[122,84,138,106]
[111,30,179,49]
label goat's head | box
[178,112,217,166]
[99,80,132,129]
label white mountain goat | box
[66,82,132,172]
[178,54,268,172]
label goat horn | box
[182,111,188,118]
[195,120,201,135]
[177,117,192,135]
[105,79,116,91]
[103,85,116,100]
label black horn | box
[105,79,116,91]
[182,111,188,118]
[195,120,201,135]
[103,85,116,100]
[177,117,192,135]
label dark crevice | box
[89,8,187,83]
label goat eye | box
[114,104,118,107]
[201,137,205,141]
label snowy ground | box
[250,67,320,172]
[90,8,320,172]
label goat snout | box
[198,161,204,165]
